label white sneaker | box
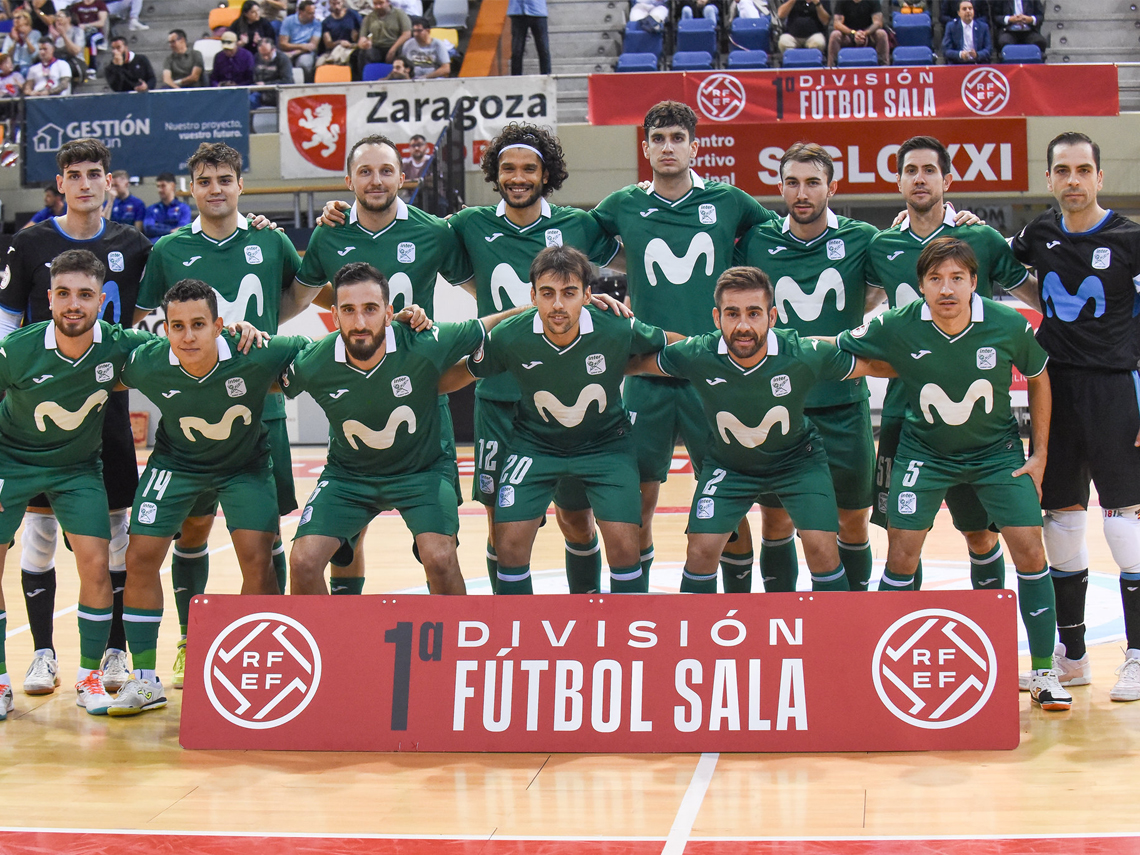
[1018,643,1091,690]
[106,677,167,716]
[23,649,60,695]
[1110,649,1140,702]
[0,684,12,721]
[75,671,113,716]
[1027,669,1073,711]
[128,17,148,29]
[100,649,130,692]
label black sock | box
[21,568,56,653]
[1121,571,1140,651]
[1051,568,1088,660]
[106,569,127,651]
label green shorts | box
[494,443,641,525]
[624,375,712,482]
[888,438,1043,531]
[472,397,590,513]
[0,454,110,543]
[874,416,991,533]
[132,461,280,537]
[187,416,295,520]
[688,443,840,535]
[438,394,462,505]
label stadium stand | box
[671,48,713,68]
[726,47,767,66]
[837,45,878,66]
[781,46,823,67]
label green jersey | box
[121,333,308,473]
[295,199,471,317]
[734,210,876,408]
[657,328,855,475]
[838,295,1047,460]
[467,305,666,455]
[448,199,621,402]
[592,172,777,335]
[0,320,151,467]
[282,320,485,476]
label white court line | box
[661,752,719,855]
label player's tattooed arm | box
[1013,370,1051,498]
[317,199,351,228]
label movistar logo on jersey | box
[389,272,413,310]
[343,406,416,450]
[919,380,993,426]
[215,275,264,323]
[534,385,606,427]
[895,282,921,307]
[775,268,845,323]
[179,405,253,441]
[34,389,108,431]
[644,233,715,287]
[716,407,789,448]
[1041,272,1106,322]
[491,263,531,311]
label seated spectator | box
[680,0,718,24]
[777,0,830,58]
[103,169,145,230]
[23,38,70,94]
[391,0,423,16]
[942,0,991,62]
[231,0,279,56]
[20,184,66,229]
[351,0,411,80]
[399,17,450,78]
[48,11,87,80]
[386,56,411,77]
[69,0,107,68]
[251,36,292,105]
[15,0,58,38]
[280,0,321,80]
[318,0,361,66]
[993,0,1044,56]
[399,133,429,201]
[105,34,155,90]
[629,0,668,33]
[733,0,770,18]
[827,0,887,66]
[104,0,149,31]
[162,28,204,88]
[2,9,40,74]
[260,0,288,20]
[212,30,255,85]
[0,53,25,96]
[143,172,192,241]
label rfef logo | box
[203,612,322,729]
[872,608,998,729]
[961,68,1010,116]
[287,95,347,172]
[696,74,746,122]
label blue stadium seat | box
[624,22,664,58]
[0,19,12,33]
[617,51,660,71]
[362,62,393,80]
[1001,43,1043,63]
[677,17,717,54]
[892,12,931,47]
[672,50,714,70]
[892,45,934,65]
[837,46,878,67]
[781,47,823,68]
[728,17,769,51]
[727,48,768,68]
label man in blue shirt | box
[280,0,321,80]
[20,185,66,230]
[103,169,145,230]
[142,172,191,241]
[508,0,549,75]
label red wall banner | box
[181,592,1020,752]
[589,64,1118,127]
[634,117,1028,196]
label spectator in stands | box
[20,184,66,229]
[318,0,361,66]
[162,28,204,88]
[942,0,991,63]
[629,0,668,34]
[993,0,1044,57]
[231,0,279,56]
[69,0,107,70]
[251,35,292,105]
[15,0,58,38]
[776,0,830,58]
[260,0,288,20]
[826,0,887,65]
[391,0,423,17]
[212,30,255,86]
[279,0,321,80]
[680,0,719,24]
[400,133,429,201]
[104,0,148,31]
[103,169,145,230]
[105,34,155,91]
[509,0,549,74]
[0,53,25,96]
[734,0,771,18]
[386,55,411,77]
[2,9,40,74]
[48,11,88,80]
[400,17,450,77]
[143,172,192,241]
[23,37,70,94]
[351,0,412,80]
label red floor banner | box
[180,591,1020,752]
[589,64,1118,126]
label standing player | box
[735,143,880,593]
[107,280,307,715]
[868,135,1036,591]
[0,138,151,697]
[0,250,151,718]
[838,238,1068,711]
[592,101,779,592]
[1010,132,1140,701]
[133,142,304,689]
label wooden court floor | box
[2,446,1139,851]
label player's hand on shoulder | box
[228,321,270,352]
[317,199,351,228]
[249,213,282,232]
[952,209,986,227]
[395,304,432,331]
[590,292,633,318]
[636,180,651,192]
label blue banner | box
[24,89,250,182]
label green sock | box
[912,558,924,591]
[172,543,209,635]
[565,535,601,594]
[970,543,1006,590]
[330,576,365,595]
[0,610,6,676]
[759,536,798,592]
[838,540,873,592]
[496,564,532,595]
[720,549,754,593]
[680,566,718,594]
[609,563,647,593]
[1017,565,1057,669]
[640,546,654,582]
[77,603,112,670]
[485,542,498,593]
[878,567,915,591]
[123,607,163,673]
[811,563,850,592]
[272,536,287,594]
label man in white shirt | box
[23,40,71,96]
